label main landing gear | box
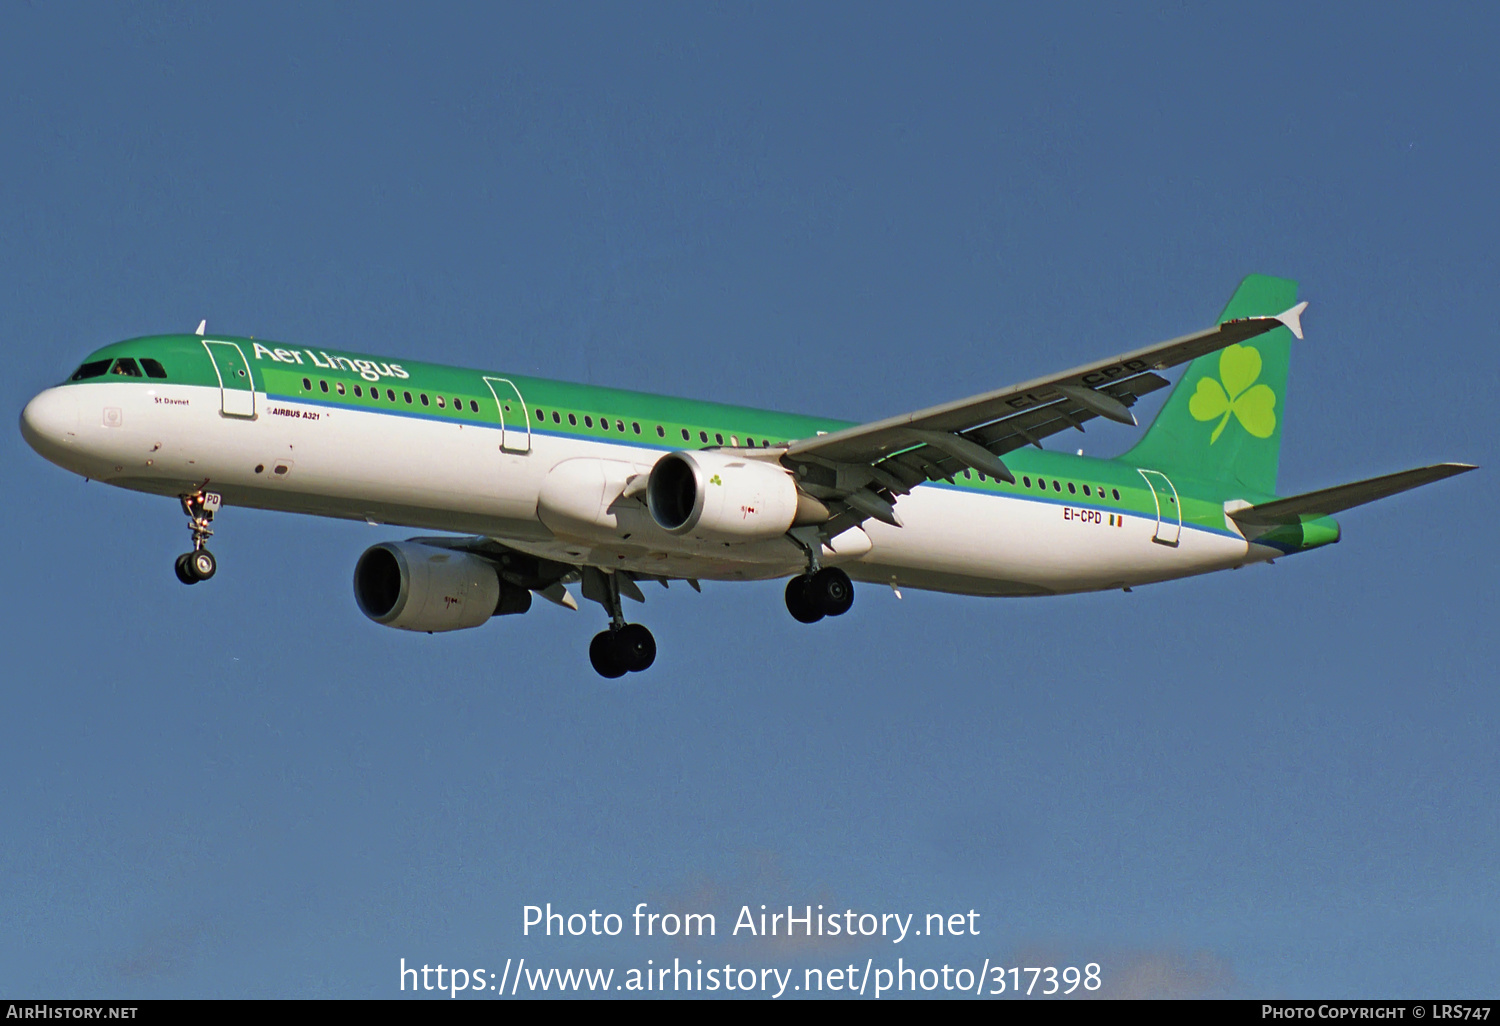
[174,490,221,585]
[784,566,854,623]
[585,568,656,679]
[589,623,657,679]
[782,527,855,623]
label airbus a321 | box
[20,276,1473,676]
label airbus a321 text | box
[20,276,1474,677]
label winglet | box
[195,319,207,336]
[1275,301,1308,340]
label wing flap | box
[1228,463,1476,528]
[859,370,1171,493]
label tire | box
[174,553,198,585]
[784,575,824,623]
[616,623,657,673]
[811,566,854,617]
[589,631,628,679]
[189,549,217,581]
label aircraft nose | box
[20,386,80,456]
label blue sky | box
[2,3,1495,999]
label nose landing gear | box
[175,490,221,584]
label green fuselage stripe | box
[71,332,1276,538]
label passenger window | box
[355,385,364,397]
[633,422,641,434]
[110,358,143,377]
[320,380,329,392]
[656,425,664,437]
[681,429,690,440]
[979,472,987,482]
[69,360,113,381]
[303,378,313,391]
[963,469,971,479]
[699,430,709,443]
[1053,480,1061,491]
[584,416,593,428]
[535,408,542,420]
[617,420,625,432]
[436,395,444,408]
[746,437,756,447]
[420,393,429,406]
[1022,476,1031,488]
[1082,484,1091,496]
[552,411,561,423]
[1068,482,1076,494]
[1112,488,1120,500]
[568,414,577,426]
[403,391,413,404]
[387,388,397,401]
[140,358,168,379]
[337,382,346,395]
[469,400,478,413]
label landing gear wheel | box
[589,631,629,679]
[615,623,657,673]
[188,549,217,581]
[589,624,656,677]
[810,566,853,617]
[174,553,198,585]
[785,575,824,623]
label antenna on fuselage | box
[195,320,206,336]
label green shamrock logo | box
[709,474,722,485]
[1188,344,1277,443]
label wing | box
[780,304,1308,530]
[408,535,701,610]
[407,535,582,607]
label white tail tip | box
[195,319,207,336]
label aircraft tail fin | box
[1122,275,1300,495]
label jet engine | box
[645,450,811,541]
[353,541,531,632]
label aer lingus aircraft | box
[20,275,1474,677]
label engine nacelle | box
[353,542,530,632]
[646,450,803,541]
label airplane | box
[19,275,1474,677]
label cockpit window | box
[140,358,168,379]
[69,360,112,381]
[110,358,143,378]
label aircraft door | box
[1136,468,1182,546]
[482,376,531,454]
[202,340,256,418]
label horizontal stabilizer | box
[1229,463,1476,529]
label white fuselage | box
[23,380,1264,597]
